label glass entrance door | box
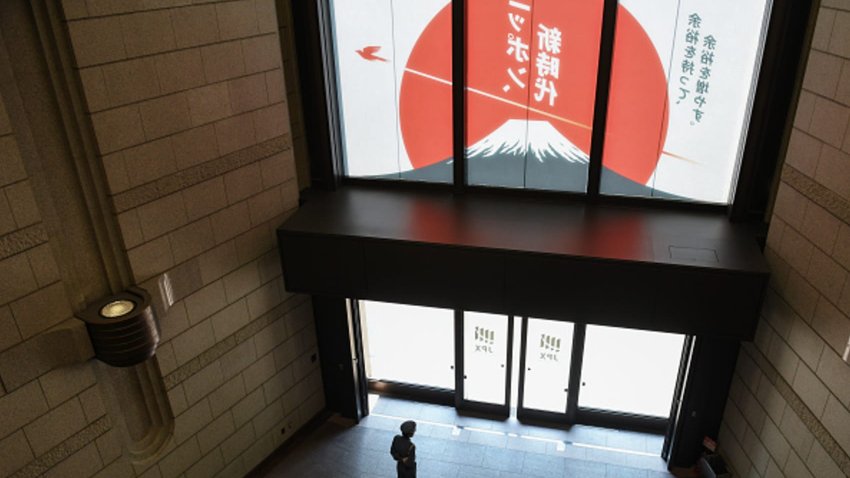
[518,318,575,417]
[578,325,686,418]
[515,319,686,430]
[361,300,455,390]
[357,297,688,431]
[461,312,512,412]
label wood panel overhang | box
[277,186,770,339]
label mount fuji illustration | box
[385,119,678,199]
[465,119,589,190]
[467,119,590,165]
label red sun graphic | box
[398,0,669,185]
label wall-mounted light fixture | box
[76,287,160,367]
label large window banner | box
[330,0,453,183]
[601,0,772,203]
[329,0,771,203]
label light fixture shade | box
[76,287,160,367]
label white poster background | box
[331,0,449,177]
[620,0,771,203]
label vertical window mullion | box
[586,0,619,199]
[452,0,467,192]
[316,0,344,188]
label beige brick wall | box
[0,79,108,478]
[719,3,850,477]
[0,0,323,477]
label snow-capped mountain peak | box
[466,119,589,164]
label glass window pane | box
[330,0,452,183]
[463,312,509,405]
[578,325,685,417]
[361,300,455,389]
[522,318,573,413]
[601,0,771,204]
[466,0,604,192]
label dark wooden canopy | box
[278,186,769,339]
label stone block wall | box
[0,0,324,476]
[718,2,850,477]
[0,81,97,478]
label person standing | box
[390,420,417,478]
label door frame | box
[347,299,370,421]
[355,299,456,407]
[516,317,580,423]
[662,335,696,459]
[572,323,688,434]
[516,317,684,434]
[353,298,687,434]
[455,310,514,417]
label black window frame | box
[290,0,816,219]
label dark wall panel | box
[277,232,366,297]
[655,269,765,339]
[505,254,657,328]
[278,207,768,340]
[668,337,740,467]
[311,296,360,419]
[362,241,506,313]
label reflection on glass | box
[463,312,509,405]
[361,300,455,389]
[466,0,603,192]
[522,318,573,413]
[601,0,772,203]
[330,0,452,182]
[579,325,685,417]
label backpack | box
[390,435,413,462]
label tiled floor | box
[260,395,677,477]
